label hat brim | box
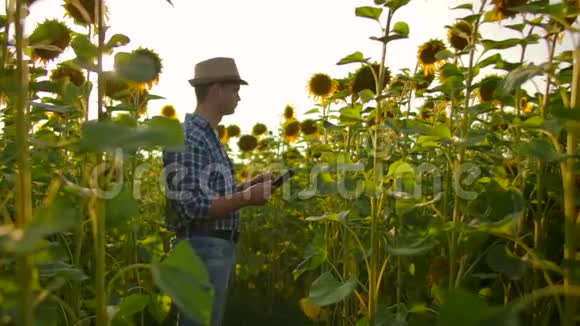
[188,77,248,87]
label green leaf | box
[113,294,150,320]
[451,3,472,10]
[358,89,375,103]
[105,34,130,51]
[429,124,451,139]
[339,105,363,125]
[384,0,411,11]
[370,34,408,43]
[517,137,558,162]
[435,49,454,61]
[486,243,528,280]
[31,102,75,113]
[77,116,185,153]
[476,53,502,69]
[309,272,358,306]
[518,115,544,128]
[337,51,369,65]
[501,64,545,94]
[106,188,140,227]
[37,260,88,282]
[2,197,79,254]
[355,6,383,21]
[385,235,436,256]
[551,104,580,121]
[439,288,520,326]
[392,21,409,36]
[481,38,522,51]
[151,241,212,325]
[71,34,98,59]
[387,160,415,178]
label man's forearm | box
[207,191,249,218]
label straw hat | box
[188,57,248,87]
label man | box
[162,57,279,326]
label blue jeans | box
[175,236,237,326]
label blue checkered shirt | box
[162,113,240,232]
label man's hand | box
[242,180,279,206]
[237,172,274,191]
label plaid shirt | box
[162,113,240,232]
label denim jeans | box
[175,236,237,326]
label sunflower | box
[161,104,177,118]
[300,119,318,136]
[351,63,391,96]
[238,134,258,153]
[447,20,472,51]
[307,73,337,103]
[519,96,533,113]
[417,39,447,75]
[283,105,295,120]
[124,48,163,90]
[217,125,228,143]
[50,64,85,86]
[29,19,71,63]
[283,120,301,143]
[227,125,241,138]
[257,138,272,151]
[252,123,267,136]
[63,0,108,26]
[477,75,503,103]
[414,69,435,95]
[102,71,129,99]
[490,0,529,21]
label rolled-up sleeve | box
[163,143,213,221]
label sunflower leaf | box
[392,21,409,36]
[105,34,130,51]
[355,6,383,21]
[451,3,472,10]
[336,52,369,65]
[481,38,523,52]
[384,0,410,12]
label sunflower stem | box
[369,7,393,326]
[13,0,34,325]
[449,0,488,290]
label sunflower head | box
[417,39,447,75]
[50,64,85,86]
[351,64,391,96]
[238,134,258,153]
[227,125,241,138]
[29,19,72,63]
[414,69,435,94]
[257,137,272,151]
[447,20,472,51]
[283,105,295,120]
[130,47,163,89]
[300,119,318,136]
[477,75,504,103]
[490,0,529,21]
[307,73,337,102]
[252,123,267,136]
[63,0,108,26]
[283,120,301,143]
[102,71,130,99]
[161,104,177,118]
[217,125,228,143]
[519,96,534,112]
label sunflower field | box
[0,0,579,325]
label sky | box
[1,0,577,135]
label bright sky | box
[2,0,576,135]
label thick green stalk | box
[94,0,107,325]
[369,9,392,325]
[449,0,487,289]
[13,1,34,325]
[561,46,579,326]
